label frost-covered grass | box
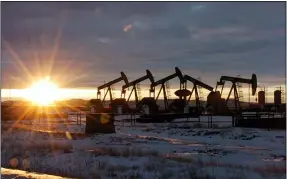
[1,116,286,179]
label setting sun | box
[23,77,59,106]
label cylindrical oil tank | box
[207,91,221,106]
[274,90,281,105]
[206,91,228,114]
[258,91,265,105]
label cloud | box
[190,4,206,11]
[97,37,113,44]
[1,2,285,89]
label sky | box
[1,2,286,101]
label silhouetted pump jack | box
[150,67,184,111]
[122,70,154,110]
[97,72,129,104]
[219,74,257,112]
[177,75,213,113]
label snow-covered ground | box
[1,168,73,179]
[1,115,286,179]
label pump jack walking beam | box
[150,67,184,110]
[122,70,154,106]
[97,72,129,104]
[183,75,214,108]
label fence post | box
[77,112,79,125]
[133,113,136,126]
[232,115,235,127]
[211,115,213,128]
[122,115,124,126]
[208,115,210,128]
[130,113,132,126]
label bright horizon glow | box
[2,85,286,103]
[22,77,60,106]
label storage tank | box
[206,91,228,114]
[258,91,265,105]
[207,91,221,106]
[274,90,281,105]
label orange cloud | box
[124,24,132,32]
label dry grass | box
[164,154,286,176]
[107,164,130,173]
[2,138,285,179]
[1,121,285,179]
[87,146,160,158]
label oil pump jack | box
[179,75,214,112]
[97,72,129,104]
[122,70,154,110]
[215,81,225,96]
[217,74,257,112]
[150,67,184,111]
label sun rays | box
[23,76,59,106]
[2,11,93,91]
[2,12,89,141]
